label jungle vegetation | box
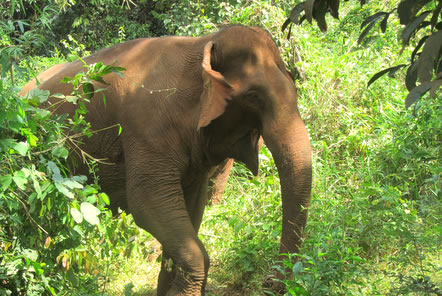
[1,0,440,295]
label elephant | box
[22,64,236,206]
[22,25,312,295]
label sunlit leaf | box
[99,192,110,205]
[52,146,69,159]
[13,141,29,156]
[0,175,12,191]
[13,170,28,190]
[62,179,83,189]
[80,202,100,225]
[70,207,83,223]
[55,182,74,199]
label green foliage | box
[1,0,172,56]
[1,65,100,294]
[0,22,137,294]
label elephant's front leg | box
[124,146,209,296]
[157,172,211,294]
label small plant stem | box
[10,64,14,85]
[14,192,48,234]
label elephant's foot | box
[163,265,206,296]
[157,253,208,296]
[262,273,287,295]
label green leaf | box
[22,249,38,261]
[72,175,88,184]
[0,175,12,191]
[99,192,110,205]
[55,182,74,199]
[35,108,51,118]
[80,202,100,225]
[51,93,66,99]
[13,141,29,156]
[65,96,79,103]
[47,161,63,182]
[292,261,304,275]
[405,82,432,108]
[52,146,69,159]
[111,66,126,77]
[13,170,28,190]
[82,82,94,100]
[70,207,83,223]
[62,179,83,189]
[27,88,50,103]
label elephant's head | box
[198,26,312,256]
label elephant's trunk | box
[263,114,312,255]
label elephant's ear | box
[198,41,233,129]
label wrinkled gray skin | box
[23,26,312,295]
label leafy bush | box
[0,23,141,293]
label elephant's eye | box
[244,90,265,110]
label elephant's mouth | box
[202,124,261,175]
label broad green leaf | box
[62,179,83,189]
[13,170,28,190]
[55,182,74,199]
[35,108,51,118]
[70,207,83,223]
[22,249,38,261]
[13,141,29,156]
[47,161,63,182]
[72,175,88,184]
[0,175,12,191]
[82,82,94,100]
[51,93,66,99]
[80,202,100,225]
[65,96,79,103]
[99,192,110,205]
[52,146,69,159]
[27,88,50,103]
[292,261,303,275]
[32,177,42,198]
